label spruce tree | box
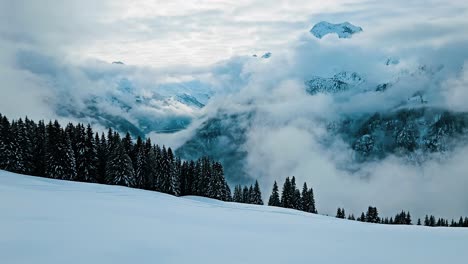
[233,185,242,203]
[366,206,380,223]
[83,125,98,182]
[45,121,77,180]
[74,124,87,182]
[358,212,366,222]
[208,162,226,200]
[336,208,346,219]
[186,160,196,195]
[251,180,263,205]
[248,185,254,204]
[158,146,171,193]
[336,208,342,218]
[105,136,135,187]
[134,144,147,188]
[301,183,310,213]
[96,132,108,184]
[31,120,46,176]
[281,177,292,208]
[168,148,180,196]
[0,115,14,170]
[242,186,250,203]
[268,181,281,206]
[10,119,27,173]
[309,187,317,214]
[144,142,158,190]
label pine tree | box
[251,180,263,205]
[122,132,133,157]
[336,208,342,218]
[365,206,380,223]
[224,181,232,202]
[268,181,281,206]
[336,208,346,219]
[248,185,254,204]
[105,135,135,187]
[31,120,46,176]
[153,145,163,191]
[73,124,87,182]
[358,212,366,222]
[208,162,226,200]
[144,142,158,190]
[233,185,242,203]
[293,189,301,210]
[186,160,196,195]
[242,186,250,203]
[168,148,180,196]
[83,125,98,182]
[406,211,412,225]
[281,177,292,208]
[45,121,77,180]
[134,143,147,188]
[22,117,35,174]
[191,158,202,195]
[301,183,310,212]
[0,115,14,170]
[309,187,317,213]
[96,132,108,184]
[429,215,436,227]
[158,146,171,193]
[10,119,27,173]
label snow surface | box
[310,21,363,39]
[1,170,467,264]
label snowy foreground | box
[1,170,467,264]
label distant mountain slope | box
[176,111,254,185]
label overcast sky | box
[2,0,467,67]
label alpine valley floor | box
[1,170,467,264]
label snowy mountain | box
[1,170,467,264]
[55,78,213,137]
[305,72,365,95]
[310,21,363,39]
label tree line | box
[0,113,231,201]
[336,206,468,228]
[267,176,317,214]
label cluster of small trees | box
[338,207,408,224]
[0,114,231,201]
[423,215,468,227]
[232,180,263,205]
[337,206,468,228]
[268,176,317,214]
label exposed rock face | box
[310,21,363,39]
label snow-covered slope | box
[1,170,467,264]
[310,21,363,39]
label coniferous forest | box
[0,113,231,201]
[1,113,467,228]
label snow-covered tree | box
[105,136,135,187]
